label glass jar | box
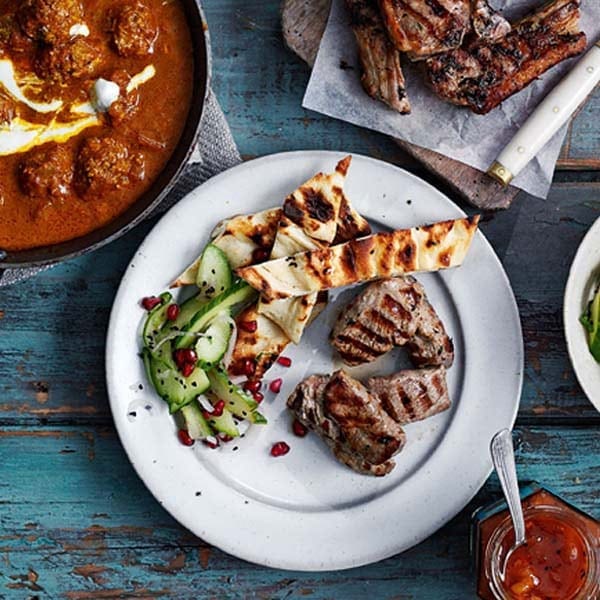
[472,483,600,600]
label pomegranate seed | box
[166,304,180,321]
[277,356,292,367]
[253,391,264,403]
[292,419,308,437]
[202,410,212,421]
[212,400,225,417]
[141,296,162,311]
[178,428,194,446]
[239,320,258,333]
[269,378,283,394]
[183,349,197,364]
[242,358,256,377]
[252,248,269,263]
[181,363,195,378]
[218,433,233,443]
[270,441,290,457]
[203,438,220,449]
[244,379,262,393]
[173,349,187,368]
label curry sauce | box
[0,0,194,250]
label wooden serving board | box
[282,0,521,210]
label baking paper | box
[303,0,599,198]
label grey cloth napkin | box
[0,89,241,287]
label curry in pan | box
[0,0,194,251]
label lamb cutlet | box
[331,276,453,368]
[287,372,402,476]
[346,0,411,114]
[287,366,451,476]
[367,366,450,424]
[378,0,471,59]
[425,0,586,114]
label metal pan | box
[0,0,211,271]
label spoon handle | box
[491,429,526,546]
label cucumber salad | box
[140,244,267,447]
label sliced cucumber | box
[143,292,173,351]
[207,367,265,423]
[196,244,233,300]
[195,311,233,369]
[204,395,240,438]
[252,411,268,425]
[181,401,214,440]
[147,356,210,414]
[175,281,257,349]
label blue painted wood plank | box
[0,425,598,597]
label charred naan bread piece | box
[346,0,411,114]
[238,216,480,300]
[426,0,586,114]
[229,294,328,379]
[335,193,372,244]
[171,207,282,287]
[258,157,349,343]
[378,0,471,59]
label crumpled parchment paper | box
[303,0,599,198]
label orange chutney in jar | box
[474,487,600,600]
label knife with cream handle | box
[488,41,600,186]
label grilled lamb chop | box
[287,371,405,476]
[346,0,411,114]
[425,0,586,114]
[367,366,450,424]
[378,0,471,59]
[331,276,453,368]
[324,370,406,465]
[471,0,511,42]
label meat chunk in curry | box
[17,0,85,45]
[106,70,140,124]
[35,38,101,83]
[74,136,145,197]
[110,2,158,57]
[18,144,74,200]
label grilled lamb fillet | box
[287,372,404,476]
[367,366,450,424]
[324,370,406,465]
[346,0,411,114]
[331,276,453,368]
[378,0,471,59]
[425,0,586,114]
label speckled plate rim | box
[106,151,523,571]
[564,216,600,413]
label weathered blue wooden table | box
[1,2,599,598]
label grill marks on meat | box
[346,0,411,114]
[287,372,402,475]
[425,0,586,114]
[367,366,450,424]
[287,366,451,476]
[325,370,406,465]
[331,276,453,368]
[378,0,471,59]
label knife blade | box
[488,41,600,186]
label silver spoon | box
[490,428,526,570]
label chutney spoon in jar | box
[490,428,526,573]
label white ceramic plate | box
[564,217,600,413]
[106,151,523,571]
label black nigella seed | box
[233,446,239,452]
[129,411,137,417]
[138,384,143,390]
[195,491,202,496]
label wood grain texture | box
[0,426,597,598]
[281,0,521,210]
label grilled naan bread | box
[238,215,480,300]
[171,207,282,287]
[258,157,350,343]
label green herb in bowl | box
[580,284,600,362]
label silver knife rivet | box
[553,106,560,113]
[587,66,594,73]
[517,146,525,154]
